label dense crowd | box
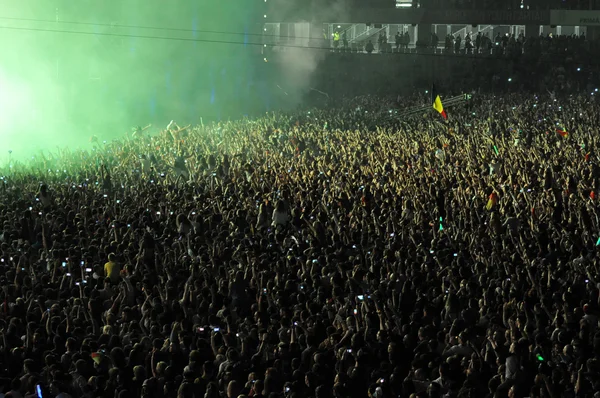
[425,0,596,10]
[1,89,600,398]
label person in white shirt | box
[431,363,451,394]
[443,332,473,358]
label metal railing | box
[348,24,389,47]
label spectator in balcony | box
[431,32,439,50]
[445,34,452,52]
[484,32,493,52]
[465,33,473,54]
[454,34,462,53]
[494,32,502,47]
[395,31,402,50]
[475,32,482,53]
[378,32,387,52]
[342,31,348,49]
[403,32,410,49]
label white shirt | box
[443,344,473,358]
[505,355,519,379]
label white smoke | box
[268,0,351,103]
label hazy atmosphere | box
[0,0,262,163]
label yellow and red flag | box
[486,192,498,211]
[432,84,447,120]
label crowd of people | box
[438,32,596,56]
[2,79,600,398]
[334,30,599,64]
[423,0,596,10]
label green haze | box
[0,0,261,164]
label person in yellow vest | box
[333,31,340,49]
[104,253,121,283]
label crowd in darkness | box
[3,30,600,398]
[425,0,600,10]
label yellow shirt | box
[104,261,121,283]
